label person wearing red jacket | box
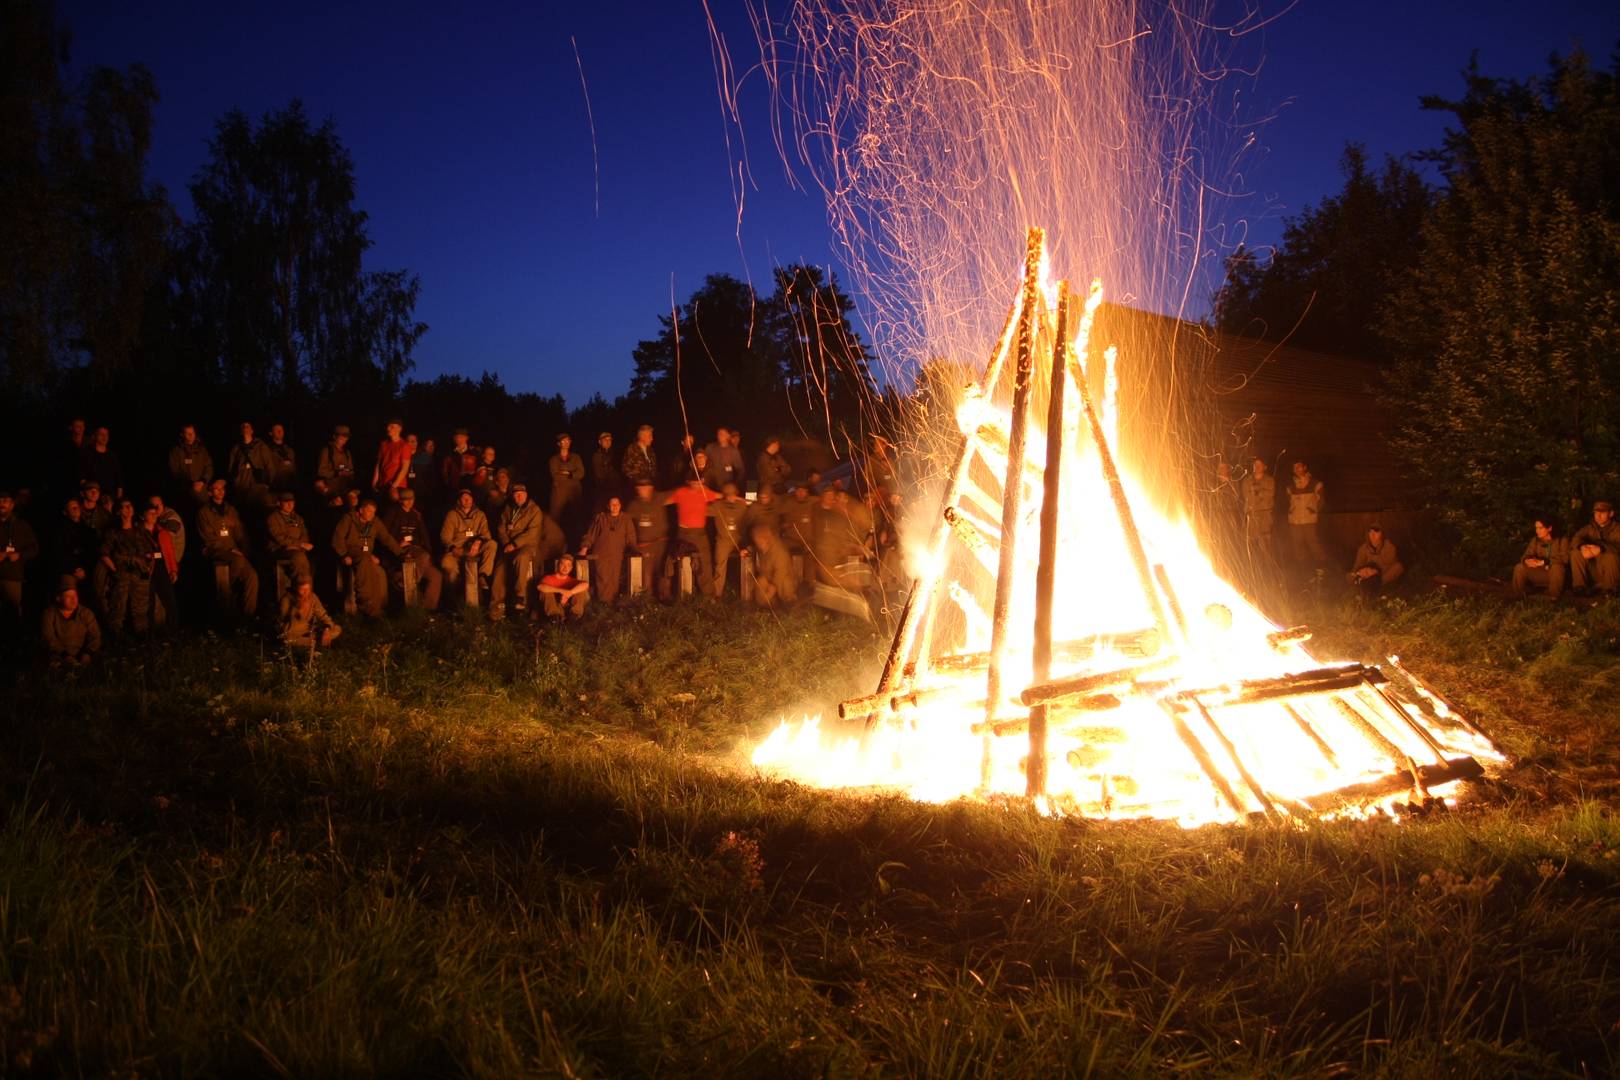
[665,471,721,595]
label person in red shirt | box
[665,470,721,595]
[372,419,412,502]
[538,553,590,621]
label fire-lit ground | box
[753,237,1504,823]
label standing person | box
[745,487,783,539]
[168,424,215,506]
[704,427,745,492]
[407,434,438,509]
[81,425,125,501]
[666,470,721,595]
[314,425,357,508]
[439,488,495,604]
[590,432,619,511]
[197,478,259,618]
[264,422,299,493]
[709,483,750,597]
[1512,517,1570,599]
[227,422,276,511]
[1242,457,1278,570]
[59,417,87,501]
[1285,459,1328,579]
[142,503,180,630]
[625,479,670,600]
[473,445,499,493]
[755,436,791,495]
[280,577,341,651]
[1346,524,1404,593]
[1571,500,1620,596]
[440,428,479,494]
[492,482,543,618]
[621,425,657,490]
[484,467,515,519]
[267,491,316,584]
[783,482,818,557]
[537,553,589,621]
[42,576,100,666]
[579,495,636,604]
[332,498,401,618]
[0,490,40,633]
[381,488,442,609]
[102,498,158,635]
[53,498,100,595]
[548,434,586,538]
[372,419,412,502]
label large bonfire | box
[738,1,1500,820]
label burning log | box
[1028,283,1073,797]
[931,629,1161,675]
[1283,703,1339,768]
[1385,655,1497,745]
[838,685,906,722]
[1182,696,1280,819]
[982,227,1047,788]
[1301,756,1485,813]
[1328,694,1410,766]
[1153,564,1189,642]
[1159,700,1248,818]
[943,506,994,551]
[1267,625,1313,651]
[1358,685,1449,765]
[1020,655,1178,706]
[1170,664,1369,706]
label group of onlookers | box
[0,418,907,666]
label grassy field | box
[2,592,1619,1077]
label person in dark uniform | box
[267,491,316,584]
[590,431,619,512]
[314,425,357,508]
[197,478,259,618]
[625,479,670,600]
[42,575,100,665]
[579,495,636,604]
[549,434,586,539]
[621,425,658,489]
[168,423,215,506]
[382,488,442,610]
[332,498,402,618]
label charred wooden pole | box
[1027,283,1072,798]
[1069,330,1170,642]
[981,227,1047,786]
[861,300,1023,725]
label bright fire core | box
[751,248,1500,825]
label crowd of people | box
[0,418,908,665]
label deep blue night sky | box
[60,1,1620,406]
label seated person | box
[1347,524,1404,591]
[1512,517,1570,599]
[42,575,101,666]
[538,553,590,621]
[748,522,797,607]
[1571,500,1620,595]
[280,575,341,649]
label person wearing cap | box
[744,486,783,539]
[590,431,619,512]
[227,421,278,511]
[625,479,671,599]
[280,575,341,650]
[1512,516,1570,600]
[315,425,357,507]
[1347,524,1404,593]
[548,434,586,537]
[53,496,100,597]
[265,422,299,492]
[100,498,159,635]
[332,497,402,617]
[666,469,722,595]
[440,428,480,494]
[755,436,791,495]
[168,423,215,506]
[440,487,495,606]
[373,419,412,502]
[621,424,657,489]
[709,482,750,598]
[491,482,544,617]
[537,552,589,621]
[579,495,636,604]
[267,490,316,584]
[382,488,442,610]
[0,489,41,629]
[783,482,818,558]
[42,574,100,665]
[198,477,259,617]
[1572,500,1620,595]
